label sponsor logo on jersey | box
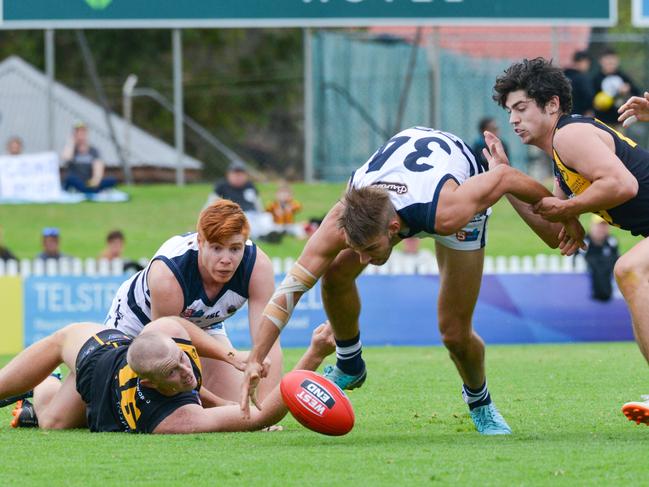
[372,181,408,194]
[182,308,205,318]
[296,379,336,416]
[456,228,480,242]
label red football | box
[280,369,355,436]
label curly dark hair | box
[492,57,572,114]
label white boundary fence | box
[0,254,588,277]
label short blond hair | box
[126,333,177,379]
[338,186,395,247]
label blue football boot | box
[323,364,367,390]
[469,403,512,435]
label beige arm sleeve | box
[262,262,317,331]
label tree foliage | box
[0,28,305,179]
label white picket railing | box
[0,254,588,277]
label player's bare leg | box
[615,237,649,425]
[436,245,485,387]
[320,249,368,389]
[0,323,101,400]
[32,375,87,429]
[436,244,511,435]
[1,322,103,428]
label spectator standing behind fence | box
[563,50,595,116]
[208,161,274,239]
[61,123,117,194]
[5,136,23,156]
[580,215,619,302]
[472,117,508,169]
[0,226,17,262]
[99,229,144,274]
[99,230,125,261]
[37,227,69,261]
[592,48,640,128]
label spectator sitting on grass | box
[61,122,117,194]
[265,182,305,238]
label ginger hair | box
[197,199,250,244]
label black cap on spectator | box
[228,161,248,173]
[573,50,591,63]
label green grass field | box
[0,183,643,260]
[1,183,646,485]
[0,342,646,486]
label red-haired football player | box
[104,199,282,403]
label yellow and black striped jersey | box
[76,331,202,433]
[553,115,649,237]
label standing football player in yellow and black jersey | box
[0,317,334,433]
[488,57,649,426]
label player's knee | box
[50,324,80,352]
[440,328,472,354]
[613,256,639,291]
[38,412,69,430]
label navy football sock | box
[335,333,365,375]
[462,381,492,411]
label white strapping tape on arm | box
[263,262,317,331]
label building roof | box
[368,26,591,64]
[0,55,202,169]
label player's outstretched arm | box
[241,205,347,417]
[144,316,250,374]
[481,131,585,254]
[155,323,335,434]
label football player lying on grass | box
[0,317,334,433]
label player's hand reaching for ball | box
[230,350,271,377]
[240,359,264,418]
[308,321,336,360]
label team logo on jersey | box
[372,181,408,194]
[456,228,480,242]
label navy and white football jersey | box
[105,232,257,337]
[349,126,490,250]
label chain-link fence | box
[310,28,649,182]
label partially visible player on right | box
[490,58,649,426]
[618,91,649,425]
